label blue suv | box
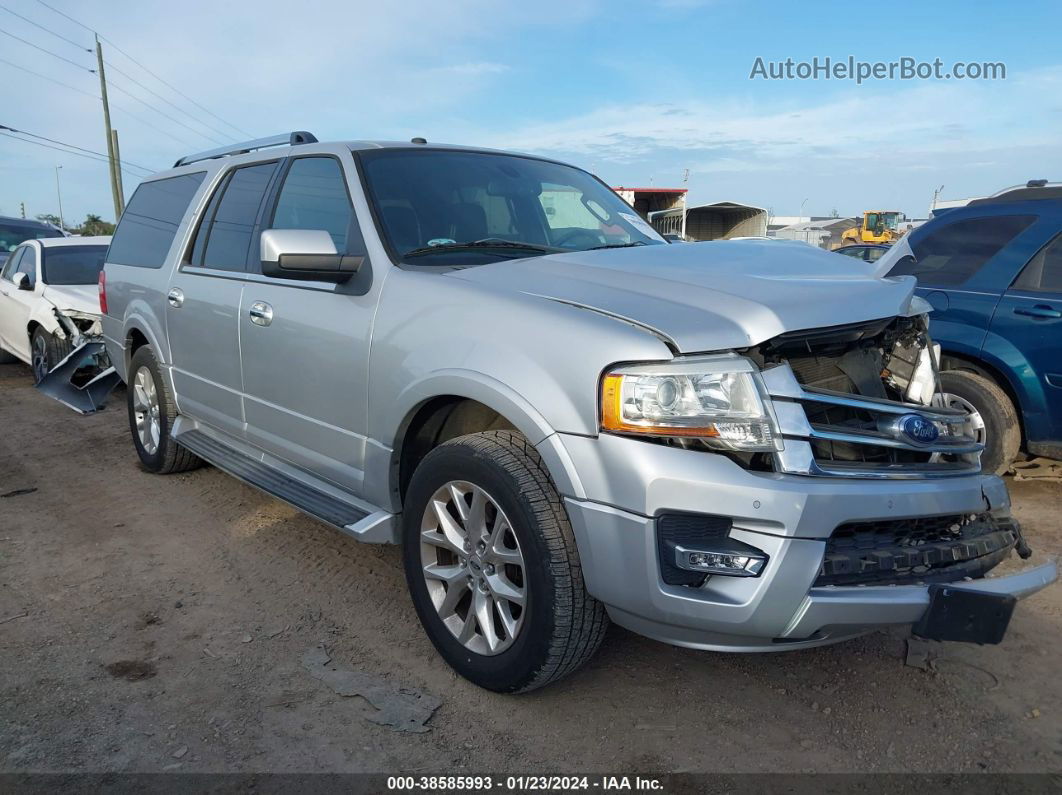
[888,182,1062,473]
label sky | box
[1,0,1060,226]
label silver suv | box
[101,132,1056,692]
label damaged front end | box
[36,308,120,414]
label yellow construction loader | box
[840,211,905,245]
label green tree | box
[78,214,115,236]
[35,213,65,230]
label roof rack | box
[173,131,318,168]
[969,180,1062,206]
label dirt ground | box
[1,359,1060,775]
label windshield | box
[359,149,666,265]
[0,221,63,253]
[41,245,108,285]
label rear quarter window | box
[107,172,206,268]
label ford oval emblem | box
[899,414,939,444]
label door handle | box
[1014,305,1061,319]
[248,301,273,326]
[167,288,185,308]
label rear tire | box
[30,327,71,384]
[939,370,1021,475]
[127,346,203,474]
[402,430,608,693]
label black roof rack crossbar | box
[173,131,318,168]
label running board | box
[175,428,397,543]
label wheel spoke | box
[431,498,468,550]
[456,608,477,644]
[448,482,470,522]
[466,487,488,541]
[473,589,500,652]
[486,571,525,607]
[495,599,518,640]
[437,578,468,619]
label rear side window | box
[191,162,278,272]
[1013,233,1062,293]
[889,215,1035,287]
[107,172,206,268]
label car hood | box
[42,284,101,316]
[447,240,920,352]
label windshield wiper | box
[587,241,649,250]
[403,240,558,259]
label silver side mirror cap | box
[259,229,361,283]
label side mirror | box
[12,272,31,291]
[260,229,362,283]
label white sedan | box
[0,236,110,383]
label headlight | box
[600,354,781,452]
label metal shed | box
[650,201,768,241]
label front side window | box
[888,215,1036,287]
[359,149,665,266]
[194,162,278,271]
[108,172,206,268]
[270,157,354,252]
[41,245,109,285]
[1,245,26,281]
[1013,232,1062,293]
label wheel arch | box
[376,371,585,513]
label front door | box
[0,245,38,361]
[989,231,1062,443]
[239,155,378,493]
[167,160,280,438]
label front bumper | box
[551,432,1057,651]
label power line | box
[0,26,93,72]
[0,131,150,178]
[33,0,252,139]
[0,54,195,150]
[0,3,90,51]
[104,59,236,142]
[107,77,226,146]
[0,123,152,172]
[0,55,97,98]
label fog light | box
[676,545,767,577]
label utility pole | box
[95,35,123,220]
[111,129,126,210]
[55,166,65,231]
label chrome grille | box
[762,363,982,479]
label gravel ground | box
[1,360,1060,774]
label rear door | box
[990,230,1062,443]
[238,154,377,493]
[167,160,280,437]
[0,245,31,356]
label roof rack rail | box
[173,131,318,168]
[969,180,1062,206]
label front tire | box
[402,430,608,693]
[938,370,1021,475]
[30,327,71,384]
[126,346,202,474]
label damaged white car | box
[0,235,120,411]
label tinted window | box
[108,173,206,268]
[1014,233,1062,293]
[0,221,62,253]
[199,162,277,271]
[271,157,352,251]
[41,245,108,285]
[889,215,1035,287]
[360,149,665,266]
[14,245,37,287]
[1,246,25,281]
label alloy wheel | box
[419,481,527,656]
[132,366,161,455]
[31,334,48,383]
